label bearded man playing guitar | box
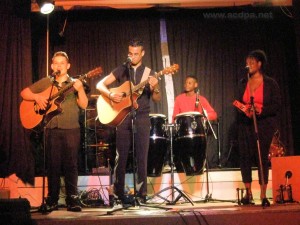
[20,51,88,212]
[96,38,161,206]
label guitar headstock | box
[160,64,179,76]
[86,67,103,78]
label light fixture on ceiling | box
[36,0,55,14]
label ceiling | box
[31,0,292,11]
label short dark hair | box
[186,75,198,83]
[129,38,144,49]
[52,51,69,62]
[247,49,267,72]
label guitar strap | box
[137,66,151,95]
[141,66,151,83]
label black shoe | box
[44,197,59,212]
[241,194,255,205]
[39,203,58,213]
[67,204,82,212]
[261,198,270,207]
[48,203,58,211]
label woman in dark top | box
[236,50,281,206]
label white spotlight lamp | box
[37,0,55,14]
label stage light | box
[36,0,55,14]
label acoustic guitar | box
[20,67,102,129]
[97,64,179,126]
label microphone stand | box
[107,62,168,214]
[195,89,234,203]
[33,81,56,214]
[247,73,269,208]
[128,63,139,208]
[107,62,138,214]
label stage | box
[28,201,300,225]
[1,162,300,225]
[1,168,274,207]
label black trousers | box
[45,128,80,205]
[113,113,150,200]
[238,120,274,185]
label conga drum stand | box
[148,124,194,205]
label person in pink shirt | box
[172,75,218,169]
[172,75,217,122]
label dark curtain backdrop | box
[0,0,34,184]
[165,7,297,166]
[1,4,300,184]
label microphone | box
[245,66,250,72]
[123,57,132,65]
[195,88,199,108]
[51,70,61,77]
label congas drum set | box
[147,111,207,177]
[147,114,168,177]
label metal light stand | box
[37,127,49,214]
[36,14,53,214]
[147,124,194,205]
[37,84,56,214]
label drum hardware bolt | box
[162,124,168,132]
[191,121,197,130]
[175,124,180,132]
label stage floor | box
[2,163,300,225]
[29,201,300,225]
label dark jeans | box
[113,114,150,200]
[45,128,80,205]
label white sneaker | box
[112,203,123,210]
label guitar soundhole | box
[35,103,50,115]
[39,109,46,115]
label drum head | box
[149,113,166,118]
[175,111,202,119]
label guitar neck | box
[49,75,86,101]
[122,64,178,96]
[125,72,161,96]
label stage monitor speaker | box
[272,156,300,203]
[0,198,34,225]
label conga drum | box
[174,112,207,175]
[147,114,168,177]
